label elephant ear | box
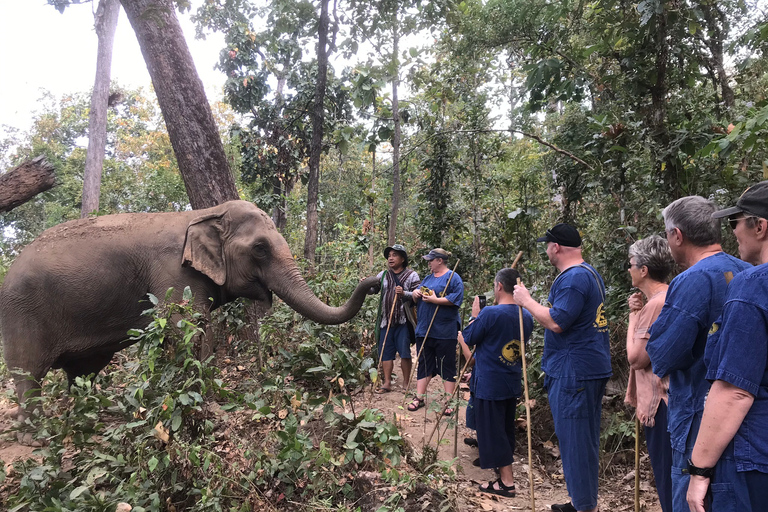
[182,212,227,286]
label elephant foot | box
[16,431,44,447]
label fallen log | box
[0,156,56,213]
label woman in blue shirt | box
[408,248,464,413]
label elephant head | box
[181,200,376,323]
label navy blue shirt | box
[705,263,768,473]
[462,304,534,400]
[646,251,750,453]
[415,271,464,340]
[543,263,612,380]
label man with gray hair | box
[646,196,751,512]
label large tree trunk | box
[387,11,401,246]
[120,0,239,209]
[0,157,56,213]
[81,0,121,218]
[303,0,331,268]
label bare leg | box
[400,358,412,389]
[498,465,514,487]
[381,360,394,390]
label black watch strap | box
[687,459,714,478]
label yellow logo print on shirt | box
[709,322,719,335]
[595,303,608,328]
[502,340,522,363]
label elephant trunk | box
[269,261,378,325]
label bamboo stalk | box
[635,416,641,512]
[518,277,535,512]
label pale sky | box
[0,0,226,134]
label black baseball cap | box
[536,223,582,247]
[712,181,768,220]
[423,248,451,261]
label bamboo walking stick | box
[635,415,641,512]
[453,342,460,459]
[402,258,461,406]
[518,277,535,512]
[425,345,476,447]
[374,291,400,390]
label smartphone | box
[477,295,487,309]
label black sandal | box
[479,478,516,498]
[407,397,425,411]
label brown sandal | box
[407,397,425,411]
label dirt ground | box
[0,354,664,512]
[355,353,664,512]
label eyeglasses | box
[728,216,757,230]
[660,228,676,239]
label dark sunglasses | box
[728,216,757,230]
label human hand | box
[423,292,438,304]
[412,289,423,301]
[395,286,404,297]
[472,295,481,317]
[687,475,710,512]
[628,292,645,313]
[513,282,532,307]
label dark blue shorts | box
[415,337,457,382]
[475,397,518,469]
[378,323,412,361]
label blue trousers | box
[546,376,607,511]
[645,400,673,512]
[709,441,768,511]
[475,397,517,470]
[670,412,701,512]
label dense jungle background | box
[1,0,768,510]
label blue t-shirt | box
[646,251,750,453]
[462,304,534,400]
[415,271,464,340]
[542,263,612,380]
[705,263,768,473]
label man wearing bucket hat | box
[645,196,750,512]
[513,223,611,512]
[686,181,768,512]
[369,244,421,392]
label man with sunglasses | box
[686,181,768,512]
[646,196,751,512]
[514,223,611,512]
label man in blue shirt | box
[514,223,611,512]
[645,196,751,512]
[687,181,768,512]
[463,267,534,498]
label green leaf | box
[148,456,159,472]
[148,293,159,305]
[183,286,193,301]
[172,412,182,431]
[70,485,90,499]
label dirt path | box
[355,363,663,512]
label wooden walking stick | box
[374,291,400,391]
[402,258,461,406]
[425,345,475,447]
[635,415,641,512]
[518,277,535,512]
[511,251,523,269]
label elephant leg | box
[13,373,45,447]
[62,352,115,388]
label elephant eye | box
[251,241,269,259]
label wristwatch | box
[687,459,714,478]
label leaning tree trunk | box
[0,156,56,213]
[120,0,239,209]
[81,0,121,218]
[303,0,331,268]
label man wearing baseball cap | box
[369,244,421,392]
[514,223,611,512]
[687,181,768,512]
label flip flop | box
[407,397,425,411]
[464,437,478,448]
[376,387,392,394]
[479,478,516,498]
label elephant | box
[0,200,377,421]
